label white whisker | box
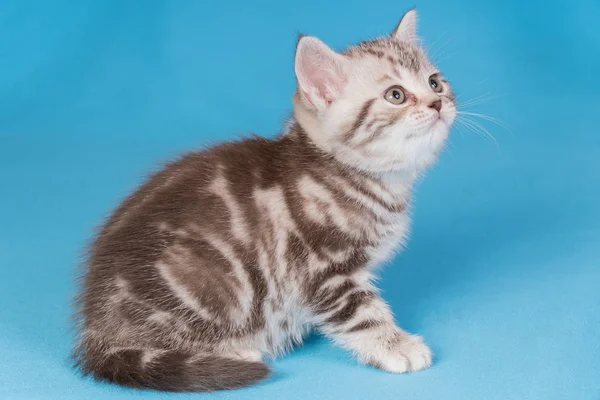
[459,93,508,108]
[457,91,491,104]
[424,29,448,54]
[457,111,513,135]
[435,52,456,64]
[456,116,500,151]
[429,36,455,61]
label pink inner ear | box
[299,43,346,104]
[309,68,344,103]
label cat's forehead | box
[344,38,433,76]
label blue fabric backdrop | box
[1,1,599,399]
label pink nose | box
[429,100,442,112]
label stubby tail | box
[75,348,270,392]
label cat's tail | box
[75,347,270,392]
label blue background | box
[1,1,599,399]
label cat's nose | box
[428,100,442,112]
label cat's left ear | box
[392,8,418,43]
[295,35,349,110]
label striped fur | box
[74,9,456,392]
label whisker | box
[454,91,467,102]
[461,92,491,105]
[457,116,500,151]
[457,91,494,104]
[443,137,457,158]
[435,52,456,64]
[452,119,477,142]
[454,117,483,140]
[424,29,448,53]
[429,36,455,60]
[457,111,513,134]
[455,120,489,146]
[459,93,508,108]
[455,91,493,104]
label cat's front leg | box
[312,285,432,373]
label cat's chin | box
[435,117,449,129]
[438,116,455,132]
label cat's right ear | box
[295,35,348,110]
[392,9,418,43]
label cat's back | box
[83,135,294,285]
[97,135,281,240]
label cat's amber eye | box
[384,86,406,105]
[429,75,443,93]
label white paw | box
[372,335,433,373]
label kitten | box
[74,9,456,392]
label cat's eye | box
[429,75,443,93]
[384,86,406,105]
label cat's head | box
[293,9,456,174]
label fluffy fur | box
[73,9,456,392]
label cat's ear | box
[392,8,418,43]
[295,35,348,109]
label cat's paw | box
[370,334,433,373]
